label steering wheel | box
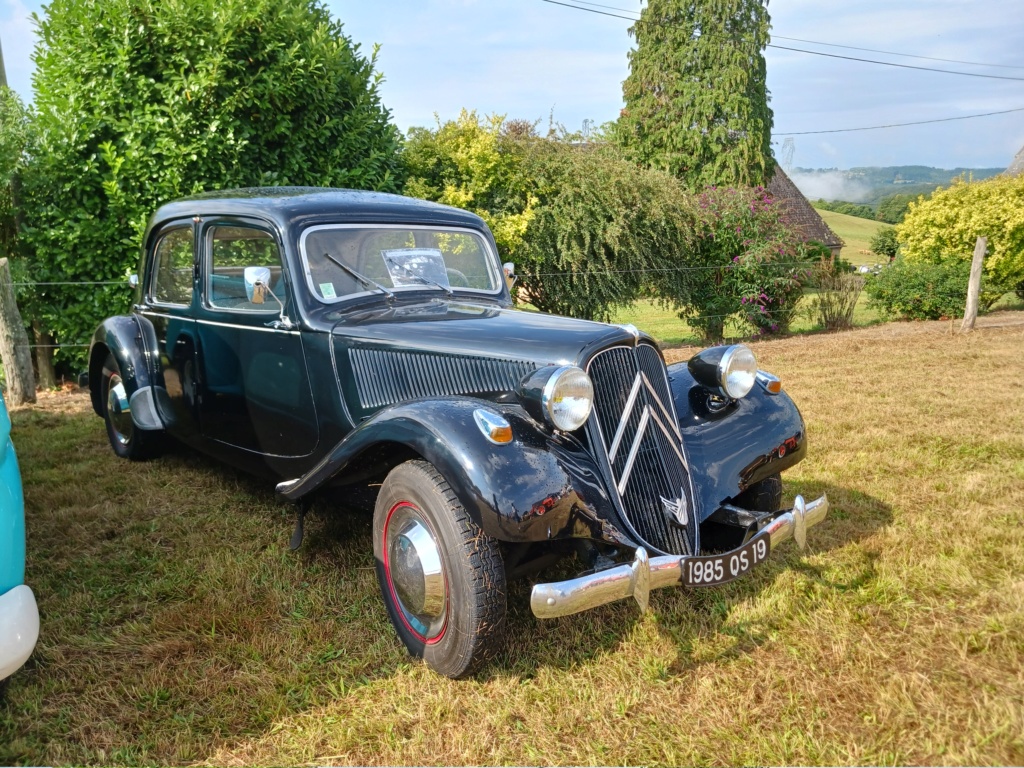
[446,268,469,288]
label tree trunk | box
[32,320,57,389]
[960,236,987,333]
[0,257,36,404]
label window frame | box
[202,221,286,315]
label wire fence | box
[2,261,845,350]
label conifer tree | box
[619,0,774,188]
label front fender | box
[277,398,631,546]
[668,363,807,519]
[88,315,166,430]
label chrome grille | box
[349,348,536,410]
[587,343,698,556]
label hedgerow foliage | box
[896,175,1024,289]
[866,258,973,320]
[404,111,697,321]
[403,112,806,335]
[516,142,697,321]
[403,111,535,260]
[0,87,31,257]
[20,0,403,359]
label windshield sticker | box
[319,282,337,299]
[382,248,451,290]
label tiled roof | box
[767,167,844,248]
[1005,145,1024,177]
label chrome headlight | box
[687,344,758,400]
[518,365,594,432]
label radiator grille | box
[587,343,698,556]
[349,348,536,410]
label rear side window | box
[150,227,194,306]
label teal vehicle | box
[0,390,38,695]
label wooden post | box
[960,236,987,333]
[0,257,35,404]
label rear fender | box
[277,398,631,546]
[88,316,167,430]
[667,362,807,520]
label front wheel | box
[101,353,162,460]
[373,460,506,678]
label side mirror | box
[246,266,295,330]
[503,262,517,290]
[128,274,139,289]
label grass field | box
[2,313,1023,765]
[612,293,883,348]
[814,208,891,266]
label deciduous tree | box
[21,0,403,366]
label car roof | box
[147,187,488,234]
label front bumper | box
[0,585,39,681]
[531,494,829,618]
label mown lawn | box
[1,313,1023,765]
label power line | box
[560,0,1024,71]
[541,0,1024,81]
[775,105,1024,135]
[771,35,1024,72]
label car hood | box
[325,299,637,368]
[323,299,645,418]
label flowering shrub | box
[658,185,807,340]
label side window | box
[150,227,194,306]
[207,225,283,311]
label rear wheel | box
[373,460,506,678]
[101,353,161,460]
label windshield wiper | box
[324,252,394,299]
[383,254,453,296]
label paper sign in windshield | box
[382,248,451,290]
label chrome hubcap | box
[106,374,133,447]
[386,507,446,640]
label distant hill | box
[788,165,1003,205]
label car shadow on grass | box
[488,481,892,680]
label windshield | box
[299,225,502,303]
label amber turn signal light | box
[473,409,513,445]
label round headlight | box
[542,366,594,431]
[719,345,757,399]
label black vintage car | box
[89,188,828,678]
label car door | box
[194,218,319,457]
[140,220,203,443]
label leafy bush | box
[20,0,403,363]
[662,185,806,340]
[403,111,535,261]
[865,258,1001,320]
[806,257,864,330]
[0,87,30,257]
[404,112,697,321]
[869,227,899,260]
[896,175,1024,290]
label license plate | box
[682,533,771,587]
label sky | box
[1,0,1022,175]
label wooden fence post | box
[960,236,987,333]
[0,256,36,405]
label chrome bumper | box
[530,494,829,619]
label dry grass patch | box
[1,313,1023,765]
